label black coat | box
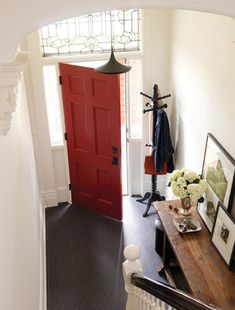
[153,109,174,173]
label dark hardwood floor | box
[123,196,166,282]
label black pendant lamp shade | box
[96,12,131,74]
[96,46,131,74]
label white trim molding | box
[41,187,69,207]
[41,190,58,207]
[56,186,69,203]
[0,52,28,135]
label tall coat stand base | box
[141,174,165,217]
[136,192,151,203]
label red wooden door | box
[59,63,122,220]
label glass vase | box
[180,197,192,216]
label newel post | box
[123,245,143,310]
[0,51,28,135]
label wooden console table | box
[154,200,235,310]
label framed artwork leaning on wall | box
[211,201,235,269]
[198,133,235,232]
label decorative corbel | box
[0,52,28,135]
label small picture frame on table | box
[211,201,235,269]
[197,133,235,232]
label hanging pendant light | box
[96,46,131,74]
[96,12,131,74]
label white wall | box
[169,10,235,207]
[170,10,235,171]
[0,80,42,310]
[142,9,172,196]
[24,32,69,207]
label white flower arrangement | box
[168,168,207,202]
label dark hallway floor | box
[46,196,164,310]
[123,196,164,281]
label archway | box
[1,1,235,63]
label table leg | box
[163,233,172,268]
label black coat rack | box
[137,84,171,217]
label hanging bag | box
[144,155,167,175]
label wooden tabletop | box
[154,199,235,310]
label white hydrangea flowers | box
[168,168,207,201]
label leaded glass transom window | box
[40,9,141,57]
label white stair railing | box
[122,245,220,310]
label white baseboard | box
[41,190,58,207]
[56,186,69,203]
[42,187,69,208]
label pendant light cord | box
[95,10,131,74]
[110,11,114,51]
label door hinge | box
[64,132,67,140]
[59,75,62,85]
[69,183,72,191]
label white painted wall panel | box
[141,9,172,197]
[52,147,69,202]
[0,81,42,310]
[170,10,235,210]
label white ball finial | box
[124,245,140,261]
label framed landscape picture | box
[198,133,235,232]
[211,202,235,268]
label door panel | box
[71,102,88,151]
[93,107,111,158]
[60,63,122,220]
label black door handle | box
[112,157,118,165]
[112,146,118,154]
